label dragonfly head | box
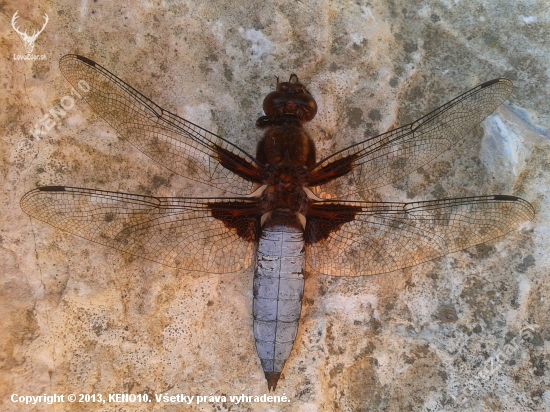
[262,74,317,123]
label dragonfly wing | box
[60,55,264,195]
[305,195,534,276]
[21,186,261,273]
[308,79,513,198]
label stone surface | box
[2,0,549,410]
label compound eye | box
[262,91,286,118]
[295,94,317,121]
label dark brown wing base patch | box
[305,202,363,244]
[306,153,360,187]
[213,144,265,183]
[207,200,262,242]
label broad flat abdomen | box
[253,224,305,389]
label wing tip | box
[480,78,513,89]
[492,194,535,220]
[20,186,67,210]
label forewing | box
[21,186,261,273]
[308,79,513,198]
[59,55,264,195]
[305,195,534,276]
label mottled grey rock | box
[2,0,549,410]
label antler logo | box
[11,11,49,54]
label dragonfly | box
[21,55,535,390]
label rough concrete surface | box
[1,0,549,411]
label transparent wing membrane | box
[60,55,263,195]
[306,195,534,276]
[309,79,514,198]
[21,186,259,273]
